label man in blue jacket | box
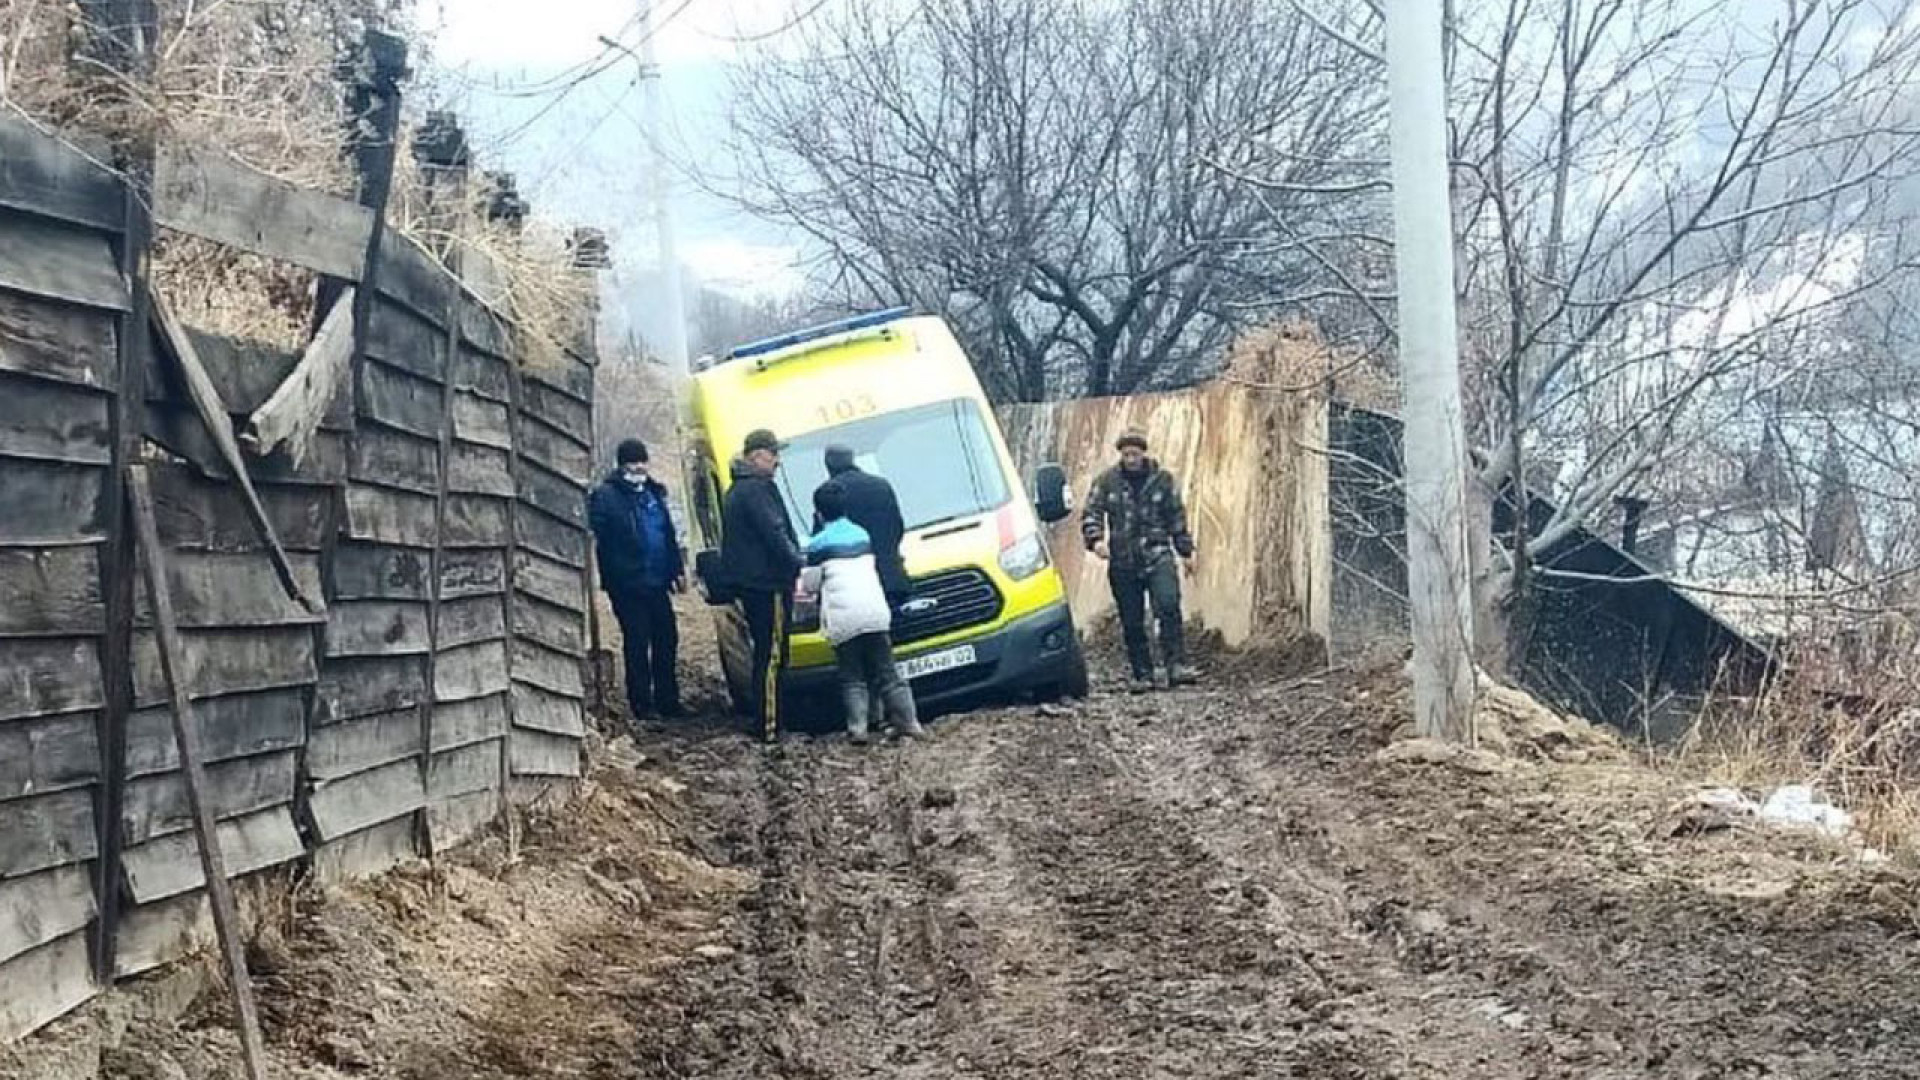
[588,438,685,722]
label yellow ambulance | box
[682,308,1088,717]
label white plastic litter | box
[1757,784,1854,838]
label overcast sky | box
[422,0,809,347]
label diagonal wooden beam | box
[241,288,354,465]
[126,463,270,1080]
[150,293,316,612]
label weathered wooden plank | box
[126,687,306,779]
[0,460,106,545]
[435,639,511,703]
[312,815,416,886]
[0,931,97,1042]
[511,681,585,739]
[342,484,438,547]
[518,459,588,527]
[457,300,513,361]
[444,494,511,549]
[516,508,589,568]
[510,727,582,779]
[447,440,514,496]
[450,347,510,402]
[375,234,450,327]
[364,301,446,384]
[518,414,594,483]
[439,595,506,649]
[429,740,499,801]
[0,787,96,878]
[308,757,423,841]
[0,111,123,230]
[0,214,126,311]
[152,296,318,615]
[0,864,95,968]
[0,289,117,390]
[0,546,104,636]
[349,421,440,495]
[134,550,326,628]
[314,655,427,724]
[442,548,508,598]
[120,749,297,847]
[512,592,585,655]
[114,890,209,978]
[511,639,584,699]
[458,247,511,313]
[522,351,594,404]
[0,638,104,722]
[515,549,588,613]
[0,711,99,802]
[121,805,303,904]
[147,403,350,487]
[0,372,112,464]
[150,462,330,552]
[357,358,443,441]
[242,290,355,464]
[307,708,420,781]
[432,694,508,752]
[519,378,591,443]
[428,786,501,850]
[324,599,431,658]
[132,627,316,707]
[153,144,374,280]
[145,328,309,416]
[333,542,430,601]
[452,391,512,450]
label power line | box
[705,0,834,44]
[479,0,696,154]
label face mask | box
[622,467,647,486]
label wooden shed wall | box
[0,112,599,1041]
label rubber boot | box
[883,684,925,738]
[845,684,872,745]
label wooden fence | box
[0,103,599,1041]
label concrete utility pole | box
[1384,0,1478,742]
[639,0,690,372]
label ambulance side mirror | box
[1034,463,1071,524]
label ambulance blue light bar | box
[726,306,911,364]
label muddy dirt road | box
[15,649,1920,1079]
[617,673,1920,1080]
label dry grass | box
[1675,645,1920,858]
[1220,319,1399,411]
[2,0,594,364]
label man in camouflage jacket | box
[1081,429,1197,691]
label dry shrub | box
[1678,639,1920,856]
[1221,319,1399,411]
[3,0,594,370]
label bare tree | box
[718,0,1385,400]
[1278,0,1920,665]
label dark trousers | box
[741,590,790,741]
[833,632,916,734]
[1109,559,1184,678]
[609,585,679,717]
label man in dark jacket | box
[1082,429,1197,692]
[588,438,685,722]
[721,429,803,740]
[818,445,911,607]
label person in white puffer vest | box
[801,480,926,744]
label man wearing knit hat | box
[588,438,685,723]
[1081,428,1197,692]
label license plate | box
[896,644,977,682]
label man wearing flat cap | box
[721,428,803,740]
[1081,428,1197,692]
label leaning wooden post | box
[127,464,270,1080]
